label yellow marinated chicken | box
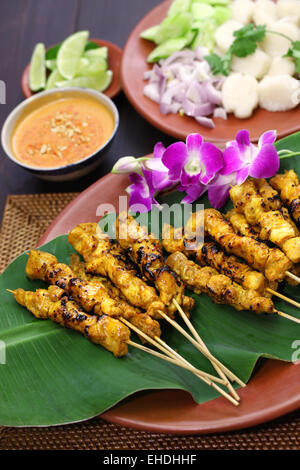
[225,209,261,239]
[25,250,161,340]
[26,250,123,317]
[230,181,300,263]
[162,224,272,295]
[12,286,130,357]
[68,223,166,318]
[225,211,298,287]
[254,179,282,211]
[203,209,292,282]
[166,252,275,314]
[270,170,300,226]
[116,212,188,315]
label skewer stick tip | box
[277,311,300,325]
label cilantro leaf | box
[230,38,257,57]
[205,51,231,76]
[284,41,300,76]
[233,24,266,42]
[205,24,267,75]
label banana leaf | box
[0,134,299,426]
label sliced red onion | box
[195,116,215,128]
[143,47,224,128]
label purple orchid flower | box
[207,173,238,209]
[162,133,223,189]
[222,130,279,185]
[145,142,178,192]
[126,169,160,213]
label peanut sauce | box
[11,96,114,168]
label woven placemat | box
[0,193,299,450]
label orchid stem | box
[278,150,300,159]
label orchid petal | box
[181,183,206,204]
[208,184,231,209]
[249,143,279,179]
[258,130,277,148]
[199,142,223,180]
[129,191,152,212]
[162,141,187,180]
[236,166,250,185]
[186,133,203,154]
[221,145,244,175]
[153,142,166,159]
[236,129,251,154]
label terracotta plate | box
[121,0,300,144]
[38,172,300,435]
[21,39,122,99]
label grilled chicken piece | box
[116,213,187,316]
[26,250,161,340]
[68,223,165,318]
[225,209,261,239]
[270,170,300,227]
[162,224,273,294]
[26,250,123,317]
[254,179,282,211]
[203,209,292,281]
[12,286,130,357]
[225,211,297,287]
[229,181,300,263]
[166,252,275,314]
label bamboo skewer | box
[123,320,239,406]
[286,271,300,284]
[121,317,224,385]
[158,309,246,387]
[277,311,300,324]
[267,288,300,310]
[172,299,240,401]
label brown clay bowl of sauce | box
[1,88,119,181]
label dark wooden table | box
[0,0,174,219]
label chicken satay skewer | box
[116,213,239,391]
[121,317,239,405]
[229,180,300,264]
[167,251,300,327]
[7,288,229,388]
[115,212,189,317]
[202,209,298,284]
[70,251,239,396]
[24,252,224,385]
[163,224,300,311]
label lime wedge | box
[56,69,113,92]
[46,68,64,89]
[57,30,89,79]
[77,57,107,76]
[84,46,108,60]
[29,43,46,91]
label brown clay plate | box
[38,172,300,435]
[121,0,300,144]
[21,39,122,99]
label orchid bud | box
[111,157,143,175]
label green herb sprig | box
[205,24,266,76]
[205,24,300,78]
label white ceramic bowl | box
[1,87,119,182]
